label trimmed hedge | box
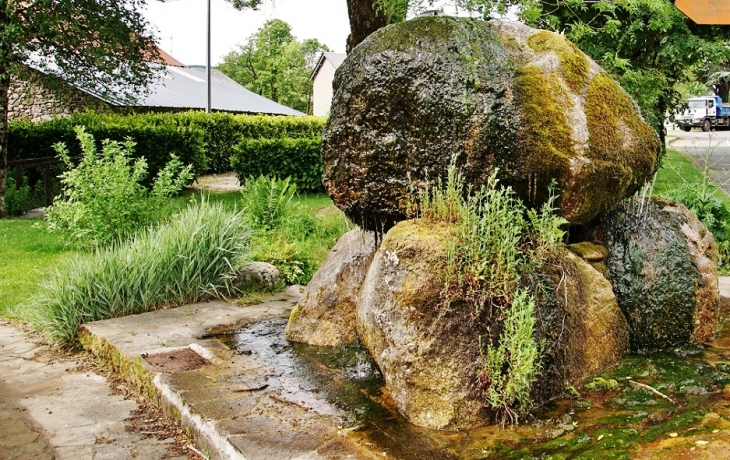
[231,138,324,193]
[9,114,207,181]
[9,111,327,178]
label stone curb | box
[78,287,375,460]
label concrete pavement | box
[0,321,189,460]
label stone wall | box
[8,68,112,122]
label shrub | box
[45,127,193,248]
[24,199,252,344]
[415,163,566,423]
[240,175,297,230]
[8,111,326,176]
[9,114,207,180]
[231,138,324,193]
[240,175,348,285]
[4,175,45,216]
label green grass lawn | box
[0,219,76,316]
[654,148,730,207]
[0,192,348,319]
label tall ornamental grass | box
[24,200,251,344]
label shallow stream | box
[220,307,730,459]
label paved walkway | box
[0,321,189,460]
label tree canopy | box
[0,0,160,217]
[217,19,330,114]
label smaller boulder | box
[286,227,376,347]
[601,197,720,352]
[534,251,629,401]
[235,262,282,292]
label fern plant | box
[240,175,297,230]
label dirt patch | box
[142,348,210,373]
[191,172,242,192]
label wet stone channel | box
[217,306,730,459]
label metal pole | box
[206,0,211,113]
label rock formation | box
[601,197,720,352]
[286,228,376,346]
[322,17,660,233]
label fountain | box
[285,14,720,432]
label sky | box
[142,0,351,67]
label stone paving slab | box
[0,321,187,460]
[80,286,380,460]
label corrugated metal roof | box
[130,66,304,116]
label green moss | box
[567,242,608,260]
[585,72,659,169]
[527,31,589,94]
[79,330,161,403]
[513,65,574,205]
[584,377,620,391]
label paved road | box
[667,128,730,194]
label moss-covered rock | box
[356,220,489,430]
[355,220,628,429]
[532,251,629,402]
[601,197,720,352]
[322,17,660,232]
[285,227,376,346]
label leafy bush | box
[9,114,207,181]
[45,127,193,248]
[231,138,324,193]
[164,112,325,173]
[240,175,348,285]
[9,111,326,175]
[25,199,252,344]
[240,175,297,230]
[4,175,45,216]
[416,163,566,423]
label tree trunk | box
[346,0,389,53]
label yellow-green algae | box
[527,31,590,94]
[79,329,161,403]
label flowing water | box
[219,307,730,459]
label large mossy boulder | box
[286,227,376,347]
[355,219,628,430]
[601,197,720,352]
[322,17,660,232]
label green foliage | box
[231,138,324,193]
[240,175,297,230]
[218,19,330,114]
[482,289,542,424]
[240,175,349,285]
[416,163,566,422]
[24,199,252,344]
[4,175,44,217]
[45,127,193,249]
[8,111,326,176]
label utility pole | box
[206,0,212,113]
